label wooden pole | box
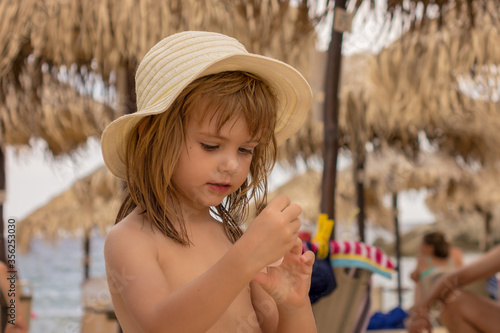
[83,229,90,280]
[484,212,493,252]
[393,192,403,307]
[356,158,366,242]
[321,0,347,241]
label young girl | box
[102,31,316,332]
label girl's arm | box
[105,195,301,333]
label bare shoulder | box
[104,209,175,331]
[104,209,157,265]
[450,246,464,266]
[450,246,463,257]
[415,252,427,270]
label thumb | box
[253,271,271,291]
[300,250,316,268]
[253,271,282,300]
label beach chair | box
[312,240,395,333]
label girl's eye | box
[239,147,254,155]
[201,143,218,151]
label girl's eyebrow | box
[198,132,260,144]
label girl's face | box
[171,108,259,213]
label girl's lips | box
[207,183,231,193]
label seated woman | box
[409,245,500,333]
[410,231,464,303]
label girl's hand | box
[241,195,302,268]
[252,238,315,310]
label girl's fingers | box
[290,238,303,255]
[283,203,302,219]
[300,250,315,267]
[253,271,277,297]
[253,271,269,287]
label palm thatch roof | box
[17,166,121,252]
[362,0,500,161]
[0,0,316,157]
[426,166,500,217]
[0,1,315,79]
[1,68,114,154]
[366,148,468,193]
[299,0,499,166]
[2,0,490,160]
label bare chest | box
[156,226,231,287]
[155,231,262,332]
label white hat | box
[102,31,312,179]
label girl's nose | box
[218,154,239,174]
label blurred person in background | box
[410,231,464,303]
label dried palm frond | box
[0,67,114,155]
[0,0,317,158]
[17,166,121,252]
[426,166,500,219]
[365,1,500,162]
[0,0,314,80]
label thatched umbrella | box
[0,0,317,156]
[425,166,500,251]
[0,1,319,271]
[17,166,120,277]
[311,0,497,256]
[320,0,500,163]
[362,2,500,161]
[0,0,315,79]
[1,70,114,154]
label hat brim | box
[102,53,311,179]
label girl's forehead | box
[192,108,251,135]
[189,102,245,129]
[186,95,272,141]
[189,104,241,126]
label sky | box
[5,138,104,221]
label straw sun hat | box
[102,31,312,179]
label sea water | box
[18,236,106,333]
[17,234,482,333]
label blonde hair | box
[117,71,278,244]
